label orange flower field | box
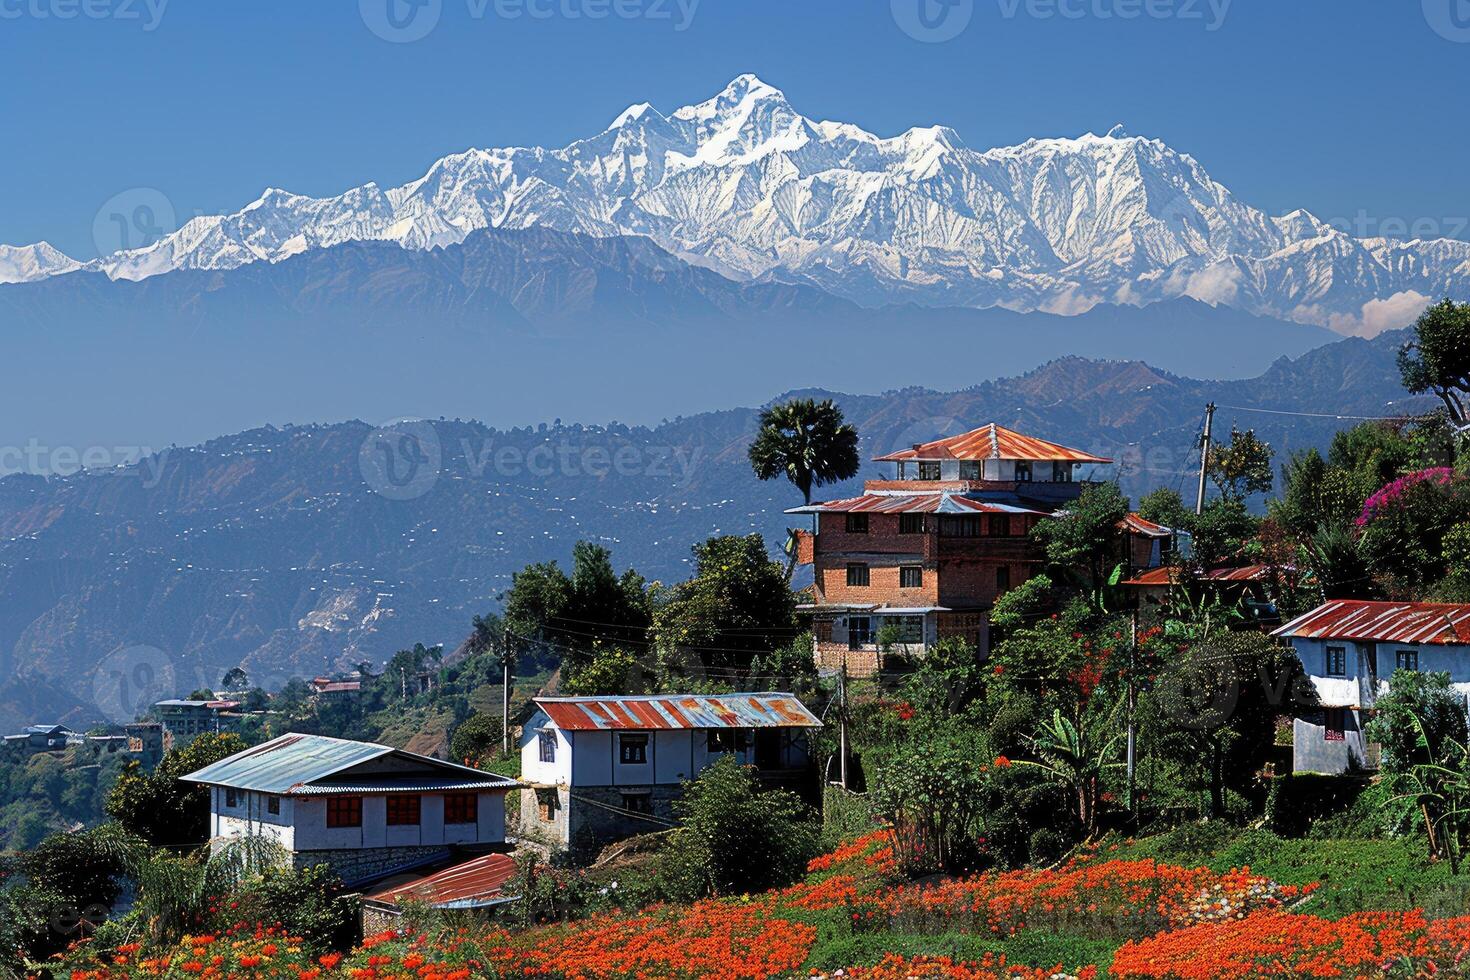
[56,832,1470,980]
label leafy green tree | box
[1357,468,1470,598]
[1032,482,1130,608]
[502,542,651,674]
[1137,487,1191,530]
[1206,426,1274,503]
[220,667,249,690]
[449,714,505,766]
[1366,670,1470,865]
[747,398,860,506]
[1398,298,1470,425]
[871,730,990,875]
[1149,631,1306,818]
[653,534,797,674]
[661,756,818,897]
[561,645,643,696]
[1187,497,1258,569]
[20,823,143,914]
[105,732,247,846]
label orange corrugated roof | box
[786,494,1049,516]
[535,693,821,731]
[366,853,517,909]
[874,423,1112,464]
[1123,564,1274,587]
[1274,600,1470,646]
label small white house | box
[518,693,822,853]
[1274,600,1470,773]
[184,732,519,885]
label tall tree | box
[1032,482,1130,608]
[105,732,247,846]
[1207,425,1275,503]
[653,534,798,675]
[747,398,860,505]
[1399,298,1470,426]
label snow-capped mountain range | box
[5,74,1465,336]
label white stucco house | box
[518,693,822,853]
[1274,599,1470,774]
[184,732,520,884]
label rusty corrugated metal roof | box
[1123,564,1274,587]
[786,493,1048,516]
[1273,600,1470,645]
[874,423,1113,464]
[182,732,518,795]
[1120,513,1173,537]
[365,852,518,910]
[535,693,822,731]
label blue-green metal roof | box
[182,732,518,795]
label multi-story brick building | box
[789,422,1169,674]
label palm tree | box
[747,398,860,505]
[1014,705,1126,835]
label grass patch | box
[1107,826,1470,917]
[805,928,1114,973]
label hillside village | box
[2,300,1469,977]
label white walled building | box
[1274,600,1470,773]
[184,732,519,884]
[518,693,821,853]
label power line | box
[1213,404,1426,422]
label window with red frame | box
[326,796,362,828]
[1324,708,1346,742]
[444,792,478,825]
[386,794,421,826]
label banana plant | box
[1014,701,1127,834]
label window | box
[891,616,924,644]
[225,789,238,808]
[619,734,648,765]
[1053,461,1074,482]
[846,563,870,587]
[898,513,925,534]
[1324,646,1347,677]
[443,792,478,825]
[1396,649,1419,672]
[707,729,748,753]
[917,461,941,480]
[1015,460,1032,482]
[845,513,869,534]
[996,566,1011,594]
[900,565,923,588]
[538,729,557,763]
[848,616,874,648]
[386,795,421,826]
[266,795,281,816]
[940,515,983,537]
[1324,708,1346,742]
[536,789,558,822]
[987,515,1012,537]
[326,796,362,828]
[621,792,653,814]
[959,461,982,480]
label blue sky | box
[2,0,1467,259]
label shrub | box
[1262,773,1371,838]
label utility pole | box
[1195,402,1216,516]
[1125,609,1138,816]
[838,651,849,790]
[501,626,513,757]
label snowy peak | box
[0,241,81,284]
[7,74,1465,337]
